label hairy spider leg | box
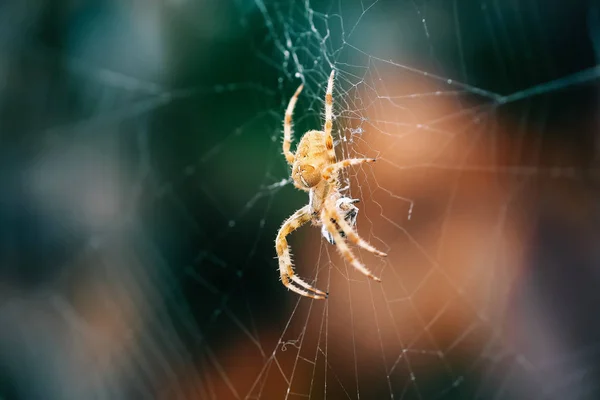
[276,205,328,299]
[323,70,337,165]
[324,201,388,257]
[283,83,304,165]
[322,158,377,184]
[321,205,381,282]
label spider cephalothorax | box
[275,70,387,299]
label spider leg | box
[321,205,382,282]
[323,70,337,164]
[276,205,328,299]
[322,158,376,184]
[283,83,304,165]
[281,276,327,299]
[324,202,387,257]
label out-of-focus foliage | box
[1,1,599,399]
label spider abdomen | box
[292,130,331,188]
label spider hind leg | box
[322,210,382,282]
[322,195,387,280]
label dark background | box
[0,0,599,399]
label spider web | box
[1,0,600,399]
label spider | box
[276,70,387,300]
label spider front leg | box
[276,205,328,299]
[323,70,336,164]
[282,83,304,165]
[321,205,382,282]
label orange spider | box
[275,70,387,299]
